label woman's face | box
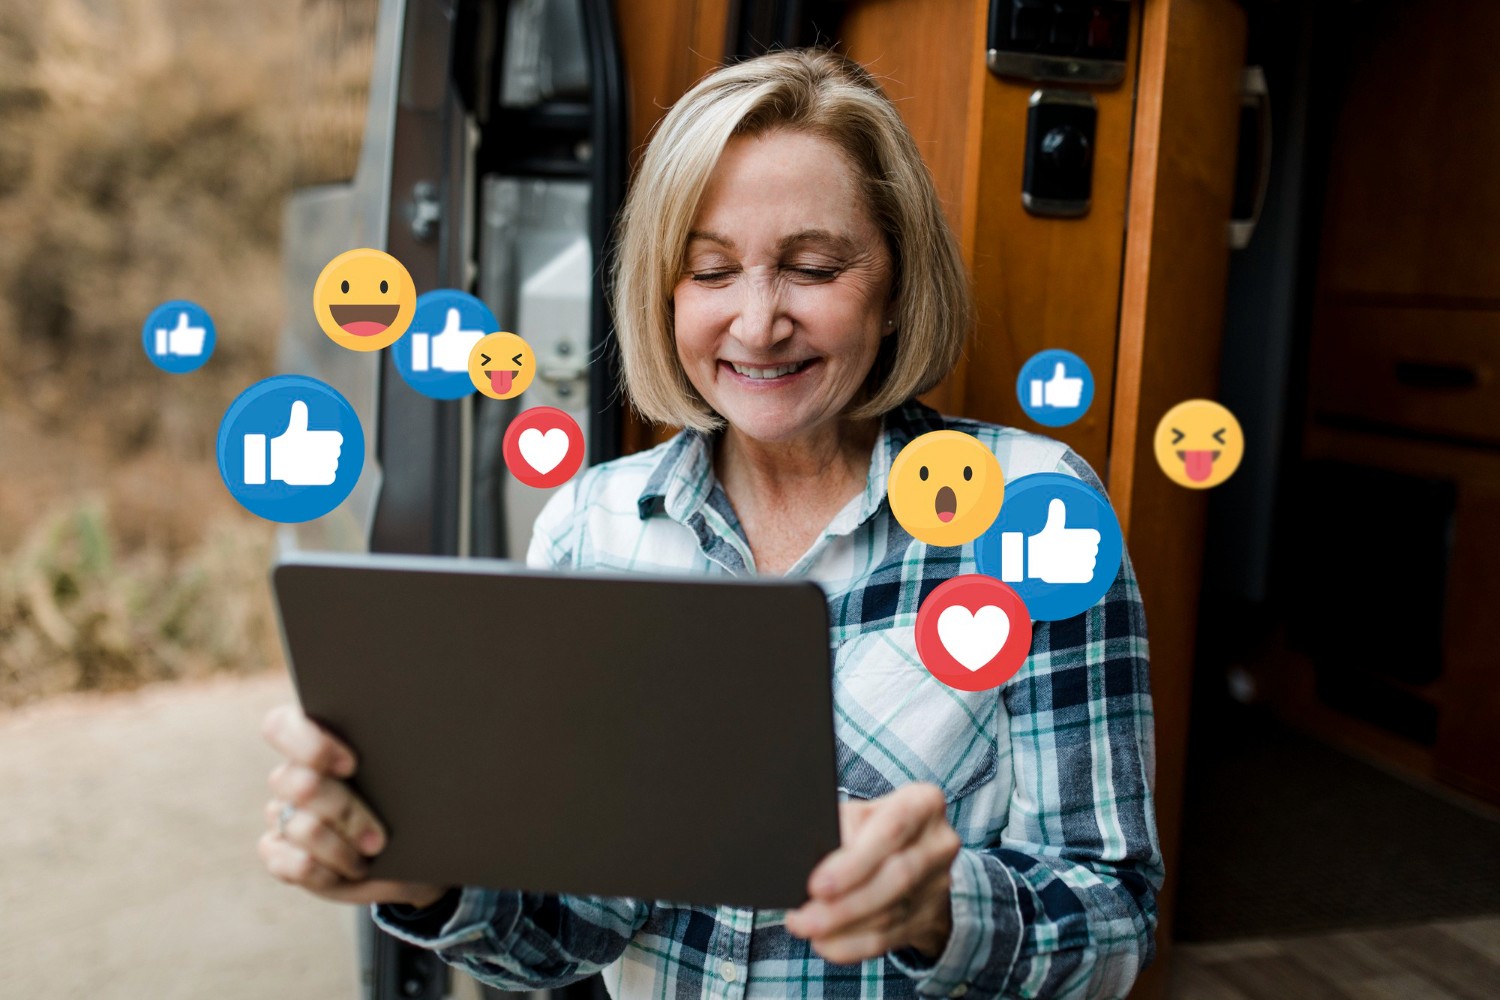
[673,130,895,445]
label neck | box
[715,416,880,504]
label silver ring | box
[277,802,296,837]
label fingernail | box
[336,754,357,777]
[359,830,383,854]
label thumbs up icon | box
[999,497,1101,584]
[411,307,485,373]
[154,312,207,357]
[242,400,344,486]
[1030,362,1085,409]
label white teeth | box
[729,361,805,379]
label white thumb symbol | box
[1042,497,1068,531]
[1027,497,1100,584]
[1041,362,1084,408]
[285,399,309,435]
[442,308,462,334]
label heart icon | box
[518,427,569,474]
[935,604,1009,672]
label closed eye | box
[479,353,491,366]
[1213,428,1227,445]
[1170,428,1184,445]
[512,353,524,367]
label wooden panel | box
[838,0,989,416]
[1111,2,1245,997]
[1308,303,1500,446]
[614,0,730,454]
[1316,4,1500,302]
[955,3,1141,474]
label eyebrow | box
[685,228,860,256]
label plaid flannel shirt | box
[373,399,1164,999]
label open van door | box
[280,0,626,996]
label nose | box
[729,273,793,351]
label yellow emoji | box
[1154,399,1244,488]
[888,430,1005,547]
[313,248,417,352]
[467,331,536,400]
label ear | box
[882,315,897,339]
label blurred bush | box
[0,502,280,707]
[0,0,376,707]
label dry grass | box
[0,0,377,708]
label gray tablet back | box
[272,552,840,909]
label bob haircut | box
[609,47,971,432]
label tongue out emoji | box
[1177,449,1220,483]
[467,331,537,400]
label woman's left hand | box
[785,782,962,964]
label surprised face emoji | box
[888,430,1005,547]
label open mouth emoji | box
[935,485,958,523]
[329,303,400,338]
[888,430,1005,547]
[312,248,416,352]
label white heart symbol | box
[936,604,1009,672]
[518,427,569,474]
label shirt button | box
[949,986,968,998]
[719,959,738,983]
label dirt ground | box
[0,672,357,999]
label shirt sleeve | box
[373,890,652,990]
[888,449,1164,999]
[373,469,656,990]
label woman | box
[259,48,1163,999]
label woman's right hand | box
[259,703,452,910]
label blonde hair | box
[609,47,971,432]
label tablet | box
[272,551,840,909]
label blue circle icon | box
[216,375,365,524]
[391,290,500,399]
[974,472,1123,621]
[142,300,215,373]
[1016,349,1093,427]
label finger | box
[262,704,356,777]
[791,824,959,940]
[1043,497,1067,531]
[267,764,386,855]
[285,400,309,434]
[809,784,945,898]
[1051,362,1067,380]
[281,807,370,881]
[808,909,910,967]
[259,830,343,893]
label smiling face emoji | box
[467,331,536,400]
[888,430,1005,547]
[313,248,417,352]
[1154,399,1244,489]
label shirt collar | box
[635,399,950,531]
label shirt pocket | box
[831,625,998,806]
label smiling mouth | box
[934,486,957,523]
[1176,449,1221,482]
[329,303,400,336]
[487,369,518,393]
[722,359,815,382]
